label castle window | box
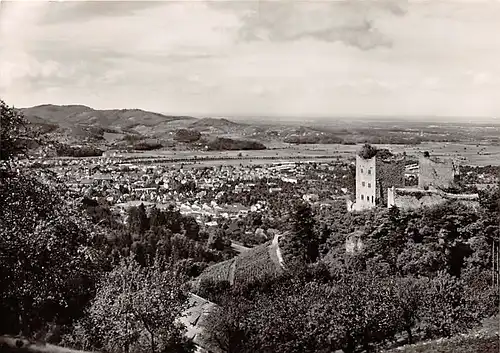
[368,169,371,175]
[361,194,364,200]
[362,181,365,187]
[368,183,371,188]
[371,196,374,203]
[360,168,364,173]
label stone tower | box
[355,154,377,210]
[350,146,405,211]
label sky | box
[0,0,499,121]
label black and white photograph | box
[0,1,499,353]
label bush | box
[358,144,378,159]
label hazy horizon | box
[17,102,499,126]
[2,0,500,122]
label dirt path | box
[231,241,251,254]
[228,258,237,285]
[269,232,286,270]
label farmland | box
[233,241,283,284]
[198,241,283,286]
[197,259,235,283]
[49,141,500,170]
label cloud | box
[0,0,499,119]
[472,72,492,85]
[0,52,60,88]
[38,1,166,25]
[213,0,407,50]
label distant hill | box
[188,117,249,135]
[21,104,93,124]
[190,117,244,129]
[20,105,485,150]
[21,104,194,130]
[19,104,197,144]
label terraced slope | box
[198,240,284,286]
[233,241,282,284]
[197,258,235,283]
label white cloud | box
[0,52,59,87]
[422,77,440,89]
[472,72,492,85]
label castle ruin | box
[348,146,477,212]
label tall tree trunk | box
[19,298,32,337]
[342,336,355,353]
[406,326,413,344]
[125,315,129,353]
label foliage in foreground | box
[0,171,103,338]
[62,258,194,353]
[1,100,28,162]
[200,267,491,353]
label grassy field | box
[111,142,500,167]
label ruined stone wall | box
[388,187,479,211]
[418,156,458,190]
[376,157,405,205]
[345,231,364,253]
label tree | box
[417,271,480,339]
[200,296,251,353]
[319,274,403,353]
[396,242,447,277]
[69,258,193,353]
[479,182,500,215]
[0,100,28,163]
[128,204,149,235]
[358,144,378,159]
[182,216,200,241]
[202,279,321,353]
[202,271,405,353]
[281,201,321,265]
[0,171,104,337]
[0,100,106,338]
[207,229,231,252]
[393,276,426,344]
